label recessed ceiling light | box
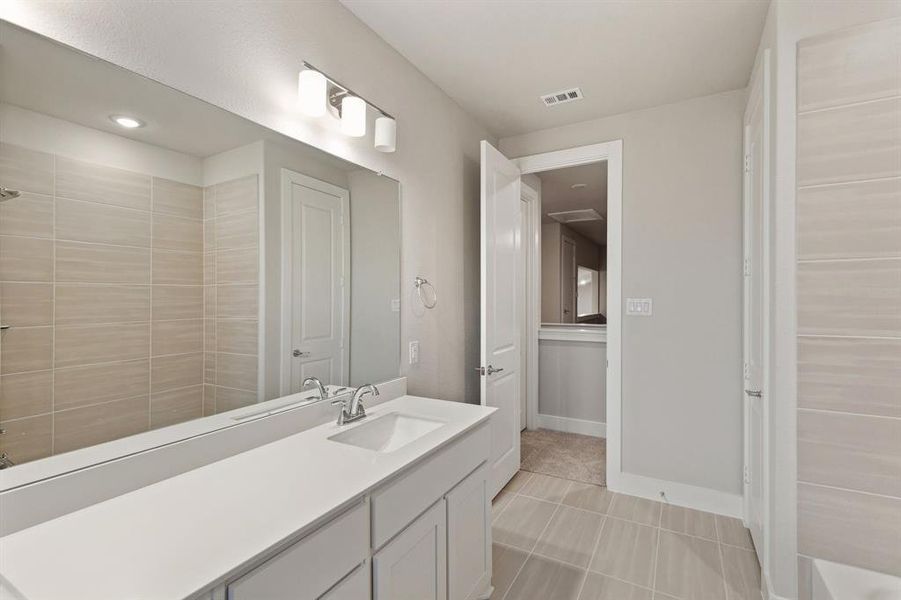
[110,115,145,129]
[571,183,587,190]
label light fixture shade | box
[341,96,367,137]
[298,70,327,117]
[374,116,397,153]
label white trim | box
[538,325,607,343]
[743,48,772,578]
[514,139,624,494]
[614,472,743,519]
[520,182,541,432]
[536,414,605,438]
[762,571,792,600]
[279,168,351,396]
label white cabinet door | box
[447,465,491,600]
[322,564,371,600]
[373,500,447,600]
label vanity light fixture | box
[298,69,328,117]
[299,61,397,152]
[110,114,144,129]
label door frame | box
[520,182,541,431]
[279,168,351,395]
[559,233,577,323]
[742,49,771,569]
[512,140,623,486]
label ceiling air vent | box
[547,209,604,224]
[540,87,584,107]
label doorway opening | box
[479,140,622,497]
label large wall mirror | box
[0,22,401,476]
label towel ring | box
[414,276,437,309]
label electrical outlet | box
[626,298,653,316]
[409,341,419,365]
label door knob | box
[293,349,310,357]
[474,365,504,376]
[744,389,762,398]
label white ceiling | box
[341,0,769,138]
[538,162,607,245]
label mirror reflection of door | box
[560,235,577,323]
[284,170,351,393]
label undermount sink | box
[328,412,445,453]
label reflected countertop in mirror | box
[0,20,401,485]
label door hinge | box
[744,153,751,174]
[743,257,751,277]
[743,464,751,485]
[743,361,750,379]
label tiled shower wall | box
[202,175,260,415]
[0,142,259,465]
[796,18,901,576]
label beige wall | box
[502,89,746,496]
[2,1,495,405]
[795,17,901,581]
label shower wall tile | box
[55,156,151,210]
[0,327,52,374]
[798,336,901,418]
[152,177,203,220]
[797,18,901,577]
[150,353,203,393]
[0,282,53,326]
[216,211,257,250]
[53,395,149,454]
[56,241,150,284]
[152,249,202,285]
[54,322,150,368]
[214,175,258,215]
[0,192,53,238]
[797,178,901,260]
[150,385,203,428]
[216,247,258,284]
[217,284,258,318]
[798,18,901,112]
[152,213,203,252]
[0,235,53,282]
[151,319,203,356]
[0,143,53,196]
[55,197,151,247]
[214,386,256,413]
[0,370,52,421]
[152,285,203,320]
[216,319,258,355]
[0,414,52,463]
[54,284,151,325]
[54,359,150,411]
[215,352,257,391]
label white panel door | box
[283,170,350,393]
[480,140,522,498]
[373,500,447,600]
[743,53,768,559]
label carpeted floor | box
[520,428,606,486]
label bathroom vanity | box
[0,396,495,599]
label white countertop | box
[0,396,494,600]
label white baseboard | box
[607,471,743,518]
[536,414,606,438]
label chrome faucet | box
[332,383,379,425]
[302,376,329,400]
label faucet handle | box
[330,398,346,407]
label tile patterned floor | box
[521,429,606,486]
[490,471,761,600]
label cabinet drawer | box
[370,423,489,550]
[227,501,368,600]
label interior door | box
[560,236,577,323]
[519,198,529,431]
[284,169,350,393]
[480,140,522,498]
[743,56,767,558]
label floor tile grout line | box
[576,509,609,598]
[715,517,730,600]
[651,520,662,593]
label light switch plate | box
[409,341,420,365]
[626,298,653,316]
